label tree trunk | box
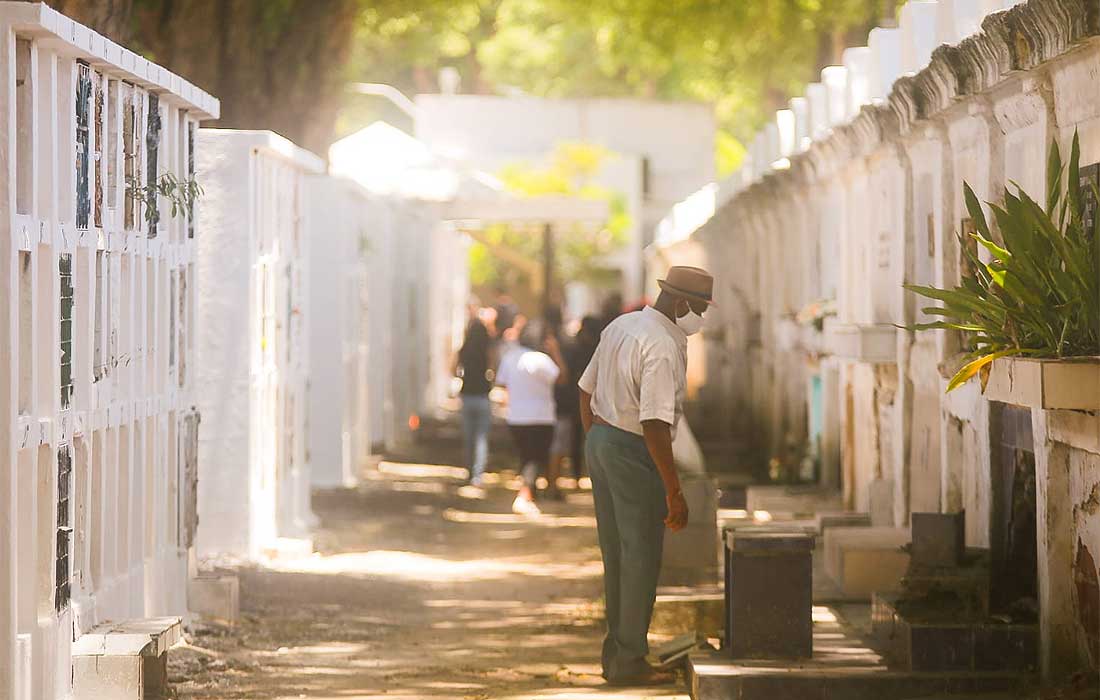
[48,0,135,44]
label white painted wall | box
[0,4,218,698]
[656,0,1100,681]
[195,130,322,561]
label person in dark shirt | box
[455,318,494,486]
[494,286,520,334]
[549,315,602,491]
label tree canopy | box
[42,0,898,169]
[342,0,898,174]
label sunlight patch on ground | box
[377,461,469,480]
[424,598,525,609]
[265,549,602,582]
[497,690,689,699]
[442,508,597,528]
[389,480,447,494]
[812,606,838,623]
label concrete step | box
[651,588,724,638]
[823,526,910,601]
[871,594,1038,672]
[745,485,843,517]
[72,617,182,700]
[687,607,1032,700]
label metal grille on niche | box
[75,62,91,230]
[60,254,74,408]
[123,87,137,231]
[1079,162,1099,234]
[187,121,196,239]
[55,444,73,612]
[146,93,161,237]
[94,70,104,229]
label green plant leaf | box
[947,348,1021,392]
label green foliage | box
[905,132,1100,392]
[468,141,629,289]
[127,168,204,224]
[341,0,894,164]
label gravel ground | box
[169,419,690,700]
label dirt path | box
[170,421,691,700]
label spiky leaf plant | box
[906,131,1100,391]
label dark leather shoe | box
[605,666,678,687]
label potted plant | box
[905,132,1099,409]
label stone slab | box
[910,512,965,568]
[188,574,240,623]
[72,617,182,657]
[651,591,724,638]
[662,476,720,586]
[815,512,872,535]
[824,527,910,601]
[73,654,143,700]
[745,485,843,517]
[690,647,1030,700]
[726,533,813,658]
[984,357,1100,411]
[871,593,1038,673]
[727,531,815,552]
[868,479,895,527]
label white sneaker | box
[512,495,541,517]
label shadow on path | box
[171,421,689,699]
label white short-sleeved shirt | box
[496,346,560,425]
[578,306,687,438]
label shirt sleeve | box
[577,344,600,393]
[638,344,678,425]
[526,352,560,385]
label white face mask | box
[676,309,705,336]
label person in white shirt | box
[496,318,567,516]
[577,266,713,687]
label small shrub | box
[905,131,1099,391]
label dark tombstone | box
[911,511,966,568]
[724,530,814,659]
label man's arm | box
[642,419,688,532]
[579,388,594,434]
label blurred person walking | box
[549,315,603,489]
[454,317,495,486]
[496,319,567,516]
[578,266,713,686]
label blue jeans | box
[460,395,491,481]
[585,423,667,681]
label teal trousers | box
[585,423,667,681]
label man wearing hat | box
[578,266,714,686]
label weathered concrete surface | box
[689,605,1031,700]
[187,575,240,624]
[168,422,691,698]
[824,527,910,600]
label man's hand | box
[665,490,688,532]
[641,419,685,531]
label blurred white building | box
[414,95,716,306]
[195,130,324,560]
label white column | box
[869,28,903,102]
[901,0,941,75]
[821,66,849,128]
[842,47,872,120]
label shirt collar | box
[643,305,687,347]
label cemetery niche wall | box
[0,3,219,698]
